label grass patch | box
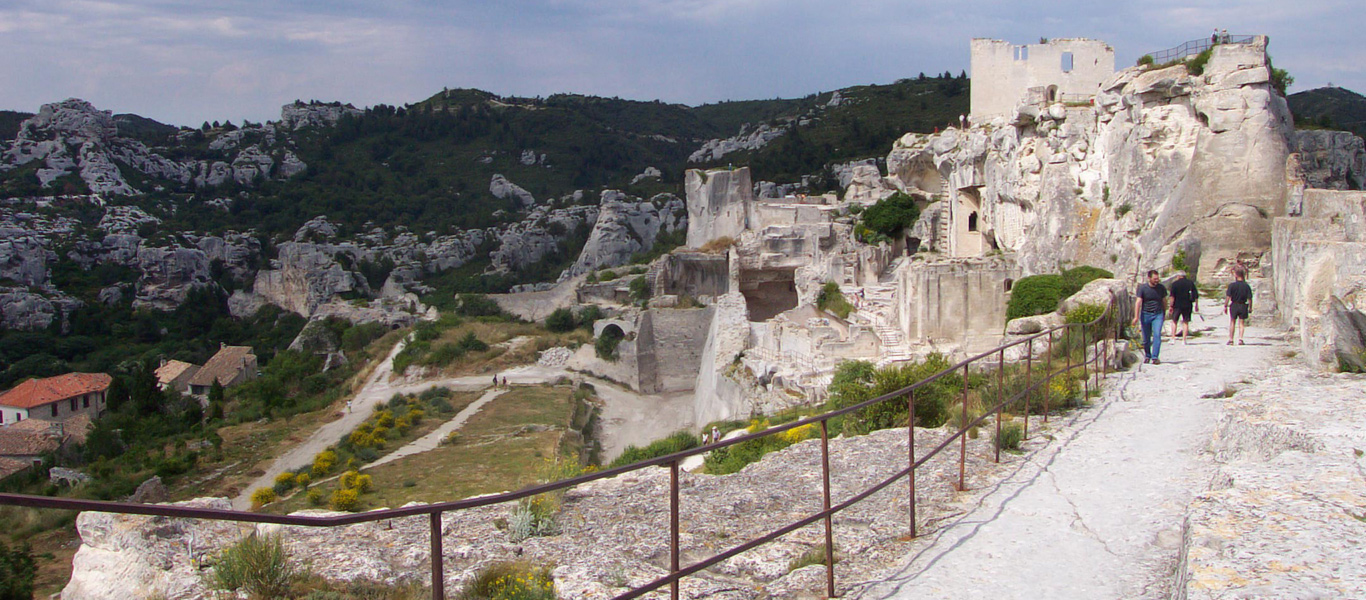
[457,560,556,600]
[817,282,854,319]
[297,386,578,510]
[788,544,838,572]
[609,431,700,468]
[994,420,1024,452]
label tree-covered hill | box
[1289,86,1366,138]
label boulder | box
[489,174,536,208]
[126,476,168,503]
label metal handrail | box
[1146,35,1256,64]
[0,296,1122,599]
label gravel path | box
[850,306,1283,600]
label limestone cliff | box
[559,191,686,281]
[685,168,753,247]
[889,38,1298,281]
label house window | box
[51,404,59,418]
[83,396,90,408]
[71,398,77,411]
[1005,278,1015,292]
[1061,52,1074,73]
[968,212,979,232]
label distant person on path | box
[1224,267,1253,345]
[1221,29,1230,44]
[1168,271,1199,343]
[712,425,721,444]
[492,374,498,388]
[1211,29,1220,45]
[1133,269,1169,364]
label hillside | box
[1289,86,1366,138]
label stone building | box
[187,345,258,397]
[0,372,111,425]
[154,359,201,394]
[969,38,1115,120]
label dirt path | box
[362,388,507,470]
[850,306,1284,599]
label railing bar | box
[821,420,836,598]
[430,512,444,600]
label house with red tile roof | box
[0,418,69,469]
[188,345,258,397]
[0,372,112,426]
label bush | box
[995,421,1024,452]
[577,305,604,330]
[816,282,854,319]
[311,450,337,478]
[0,541,36,600]
[1186,48,1212,76]
[458,560,556,600]
[1065,303,1105,325]
[703,419,814,475]
[457,294,503,317]
[355,474,373,493]
[861,192,921,239]
[274,472,296,489]
[329,488,361,512]
[1136,54,1155,67]
[1006,274,1065,320]
[545,308,576,332]
[213,533,298,599]
[609,431,699,468]
[1060,266,1113,295]
[250,487,278,509]
[628,277,651,302]
[824,355,959,436]
[509,495,559,542]
[307,489,324,506]
[340,470,360,490]
[595,327,624,361]
[457,331,489,353]
[698,236,735,254]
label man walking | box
[1224,267,1253,345]
[1132,269,1169,364]
[1168,271,1198,342]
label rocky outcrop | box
[689,123,786,163]
[279,101,362,131]
[488,205,598,274]
[890,39,1295,281]
[559,192,685,280]
[490,174,536,208]
[133,246,214,310]
[685,168,753,247]
[0,288,81,331]
[1290,129,1365,190]
[630,166,662,185]
[252,242,370,317]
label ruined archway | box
[739,268,799,322]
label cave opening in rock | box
[739,268,799,322]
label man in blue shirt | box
[1132,270,1169,364]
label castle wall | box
[970,38,1115,120]
[896,257,1020,354]
[635,308,714,393]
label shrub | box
[250,487,277,509]
[1065,303,1105,325]
[577,305,604,330]
[995,421,1024,451]
[457,294,503,317]
[1006,274,1066,320]
[1137,54,1155,67]
[545,308,577,332]
[823,355,959,436]
[458,560,556,600]
[703,419,814,475]
[213,533,297,599]
[609,431,699,468]
[1060,266,1113,295]
[355,474,373,493]
[306,489,324,506]
[340,470,361,490]
[0,541,37,600]
[311,450,337,477]
[294,473,310,488]
[816,282,854,319]
[273,472,296,489]
[628,277,651,302]
[861,192,921,239]
[1186,48,1212,76]
[329,488,361,512]
[457,331,489,353]
[599,269,619,281]
[698,236,735,254]
[595,327,624,361]
[509,495,559,541]
[1116,203,1132,217]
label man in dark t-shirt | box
[1224,267,1253,345]
[1132,270,1169,364]
[1168,272,1199,343]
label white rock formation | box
[279,101,362,130]
[489,174,536,207]
[688,123,786,163]
[684,168,753,247]
[559,191,685,280]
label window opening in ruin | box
[1004,278,1014,292]
[908,237,922,254]
[1047,85,1059,102]
[1061,52,1074,73]
[739,268,799,322]
[968,212,979,232]
[1014,46,1029,61]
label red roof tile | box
[0,373,112,410]
[0,426,64,456]
[0,457,30,479]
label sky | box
[0,0,1360,128]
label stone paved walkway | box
[850,307,1283,600]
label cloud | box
[0,0,1359,126]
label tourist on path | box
[1168,271,1198,343]
[1133,269,1169,364]
[1224,267,1253,345]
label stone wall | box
[685,168,753,247]
[896,257,1020,354]
[970,38,1115,120]
[635,308,714,393]
[653,252,730,299]
[1271,188,1366,371]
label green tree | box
[0,540,37,600]
[208,380,225,421]
[545,308,577,332]
[861,193,921,239]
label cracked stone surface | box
[848,306,1282,599]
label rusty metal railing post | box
[907,390,916,538]
[1044,331,1053,423]
[670,459,680,600]
[959,363,968,492]
[1083,325,1091,401]
[1024,337,1032,441]
[821,420,836,598]
[430,512,444,600]
[994,349,1003,463]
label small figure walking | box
[1133,269,1169,364]
[501,376,508,388]
[711,425,721,444]
[1224,267,1252,345]
[1168,271,1198,343]
[493,374,499,388]
[346,400,352,413]
[1211,28,1220,46]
